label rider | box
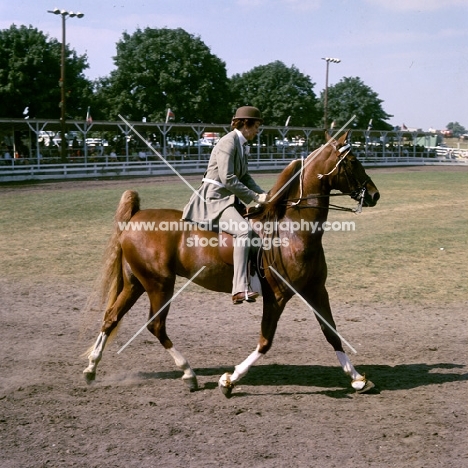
[182,106,268,304]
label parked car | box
[86,138,108,147]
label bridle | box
[284,142,369,214]
[257,140,370,276]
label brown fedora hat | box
[232,106,263,122]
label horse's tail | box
[81,190,140,354]
[100,189,140,314]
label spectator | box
[3,149,12,165]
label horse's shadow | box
[135,362,467,398]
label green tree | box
[95,28,231,123]
[322,76,393,130]
[230,61,320,126]
[0,24,92,119]
[446,122,466,137]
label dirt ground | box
[1,167,467,467]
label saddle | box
[188,202,265,294]
[218,230,261,266]
[218,203,265,266]
[218,229,263,296]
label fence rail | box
[1,155,467,183]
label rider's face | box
[241,120,261,141]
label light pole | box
[47,8,84,161]
[322,57,341,131]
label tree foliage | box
[446,122,466,137]
[94,28,231,123]
[230,61,320,127]
[0,25,399,130]
[322,76,393,130]
[0,24,91,119]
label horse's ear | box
[337,131,349,145]
[325,131,332,142]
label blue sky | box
[2,0,467,130]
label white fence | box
[2,117,468,182]
[1,155,467,183]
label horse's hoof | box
[220,384,233,398]
[183,376,198,392]
[354,379,375,394]
[83,371,96,384]
[218,372,234,399]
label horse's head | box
[324,131,380,208]
[260,132,380,221]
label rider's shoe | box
[232,290,259,305]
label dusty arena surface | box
[1,167,467,467]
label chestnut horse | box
[83,131,380,396]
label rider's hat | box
[232,106,263,122]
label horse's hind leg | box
[145,280,198,392]
[83,331,108,383]
[83,278,144,383]
[304,285,375,393]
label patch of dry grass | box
[323,170,468,305]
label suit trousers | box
[218,206,252,295]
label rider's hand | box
[255,193,268,204]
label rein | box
[284,190,366,213]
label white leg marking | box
[230,346,263,384]
[83,332,108,375]
[336,351,366,390]
[167,346,196,380]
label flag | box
[402,123,408,130]
[86,107,92,124]
[165,108,175,123]
[367,119,373,131]
[285,116,291,127]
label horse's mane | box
[261,159,303,219]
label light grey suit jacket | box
[182,130,264,223]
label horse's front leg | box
[335,350,375,393]
[305,285,375,393]
[219,296,285,398]
[219,345,263,397]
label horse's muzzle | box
[363,187,380,207]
